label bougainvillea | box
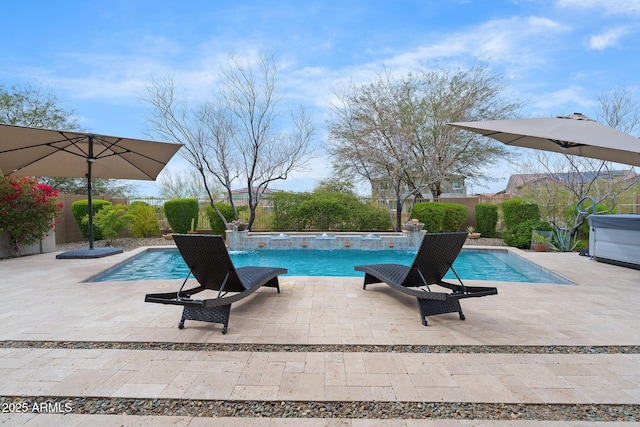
[0,176,63,256]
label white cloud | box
[557,0,640,15]
[379,16,568,74]
[588,27,629,50]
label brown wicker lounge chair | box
[355,232,497,326]
[145,234,286,334]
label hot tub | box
[588,214,640,269]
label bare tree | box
[158,169,221,200]
[144,53,315,230]
[328,66,519,231]
[516,86,640,236]
[219,53,315,228]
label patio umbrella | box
[0,123,182,258]
[449,113,640,167]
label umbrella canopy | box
[449,113,640,167]
[0,123,182,258]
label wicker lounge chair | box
[355,232,497,326]
[145,234,286,334]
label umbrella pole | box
[87,136,94,250]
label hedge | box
[502,219,553,249]
[501,199,540,230]
[412,202,466,232]
[475,203,498,238]
[164,198,199,234]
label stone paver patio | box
[1,245,639,425]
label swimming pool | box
[88,248,572,284]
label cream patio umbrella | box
[449,113,640,167]
[0,123,182,258]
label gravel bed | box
[2,340,639,354]
[1,396,637,421]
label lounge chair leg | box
[421,318,428,326]
[178,320,185,329]
[221,326,228,334]
[459,312,465,321]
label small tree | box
[87,204,133,245]
[129,201,161,238]
[0,176,63,256]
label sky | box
[2,0,639,196]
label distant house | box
[505,170,638,196]
[228,187,280,207]
[371,175,467,203]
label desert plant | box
[532,231,551,244]
[551,229,581,252]
[164,198,198,234]
[465,225,476,233]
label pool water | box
[89,248,572,284]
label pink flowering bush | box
[0,176,63,256]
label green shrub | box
[71,199,112,240]
[129,201,160,238]
[164,198,199,234]
[412,202,447,232]
[85,204,133,244]
[475,203,498,238]
[441,203,467,232]
[501,199,540,230]
[206,202,236,235]
[270,190,389,231]
[502,219,553,249]
[271,192,310,231]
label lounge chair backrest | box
[172,234,246,292]
[403,232,468,286]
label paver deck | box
[1,245,639,425]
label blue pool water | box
[89,248,572,284]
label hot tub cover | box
[588,214,640,232]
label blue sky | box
[2,0,639,195]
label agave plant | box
[551,228,581,252]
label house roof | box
[507,170,637,191]
[231,187,279,194]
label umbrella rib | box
[91,135,170,180]
[549,139,585,149]
[0,134,92,174]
